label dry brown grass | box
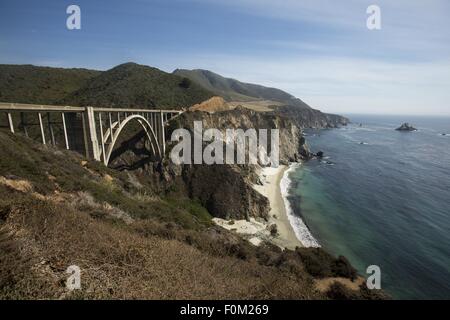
[226,100,283,112]
[189,96,230,113]
[0,185,321,299]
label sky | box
[1,0,449,115]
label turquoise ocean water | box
[286,115,450,299]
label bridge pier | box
[6,112,14,133]
[85,106,101,161]
[61,113,69,149]
[160,110,166,155]
[38,113,46,144]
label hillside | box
[59,63,213,109]
[174,68,349,127]
[0,130,386,299]
[0,63,214,110]
[0,64,100,105]
[173,68,297,103]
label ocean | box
[284,114,450,299]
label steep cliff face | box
[275,105,349,129]
[109,107,311,220]
[171,107,312,164]
[165,108,312,220]
[181,164,270,220]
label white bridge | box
[0,102,181,165]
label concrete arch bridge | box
[0,102,181,165]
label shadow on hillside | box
[108,129,158,171]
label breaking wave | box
[280,163,320,248]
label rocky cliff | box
[275,105,349,129]
[110,107,314,221]
[170,106,312,163]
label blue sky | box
[1,0,449,115]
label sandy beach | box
[253,165,303,249]
[214,165,303,250]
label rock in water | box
[396,123,417,131]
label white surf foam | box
[280,163,321,248]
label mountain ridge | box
[0,63,214,110]
[60,63,214,110]
[173,68,349,127]
[173,68,298,103]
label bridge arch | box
[103,114,162,166]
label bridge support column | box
[86,107,101,161]
[61,112,69,150]
[38,112,46,144]
[7,112,14,133]
[160,110,165,155]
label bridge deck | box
[0,102,179,113]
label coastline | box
[254,165,303,250]
[213,165,302,249]
[213,164,320,250]
[280,164,321,248]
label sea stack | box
[396,123,417,131]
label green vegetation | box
[61,63,214,110]
[0,130,207,229]
[0,64,99,105]
[295,248,357,280]
[0,63,214,110]
[173,68,298,103]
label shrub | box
[268,224,278,237]
[331,256,357,281]
[295,247,334,278]
[228,243,251,260]
[179,77,192,89]
[296,248,359,280]
[326,282,358,300]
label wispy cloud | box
[170,0,450,115]
[193,0,450,60]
